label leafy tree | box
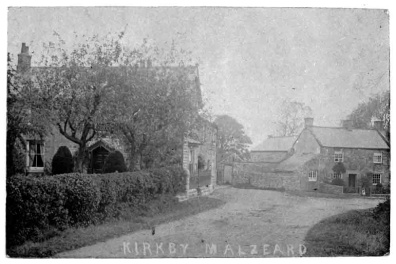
[214,115,252,161]
[347,90,390,134]
[102,151,127,173]
[101,40,201,170]
[274,100,312,136]
[31,32,132,172]
[52,146,74,175]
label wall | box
[293,129,321,154]
[318,183,344,194]
[232,162,301,190]
[250,151,288,162]
[320,147,390,187]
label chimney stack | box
[304,117,314,129]
[17,43,32,73]
[342,119,353,130]
[373,120,384,131]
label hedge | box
[6,166,186,248]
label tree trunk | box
[75,144,87,173]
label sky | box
[7,7,390,147]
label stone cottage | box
[292,118,390,192]
[250,135,297,162]
[16,43,217,189]
[231,117,390,194]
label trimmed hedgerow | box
[6,166,187,248]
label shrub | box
[331,178,345,186]
[6,166,186,248]
[332,162,346,174]
[52,146,74,175]
[6,176,69,247]
[102,151,127,173]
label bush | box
[332,162,346,174]
[52,146,74,175]
[102,151,127,173]
[331,178,345,186]
[6,165,187,248]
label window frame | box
[308,171,318,182]
[334,150,343,162]
[372,173,381,185]
[373,152,383,164]
[332,173,342,179]
[27,140,45,172]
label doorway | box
[92,146,110,174]
[348,174,356,188]
[224,165,233,184]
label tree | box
[32,32,130,172]
[347,90,390,133]
[214,115,252,161]
[274,100,312,136]
[52,146,74,175]
[7,53,50,176]
[101,40,201,170]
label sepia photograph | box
[5,2,392,258]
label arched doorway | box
[91,146,110,174]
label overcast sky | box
[8,7,390,147]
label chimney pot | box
[304,117,314,128]
[342,119,353,130]
[17,43,32,73]
[373,120,384,131]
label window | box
[334,150,343,162]
[373,153,383,164]
[28,141,44,169]
[308,171,317,181]
[333,173,342,179]
[372,174,381,185]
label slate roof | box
[252,136,298,152]
[310,127,389,149]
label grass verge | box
[7,196,225,258]
[304,207,390,256]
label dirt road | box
[56,187,380,258]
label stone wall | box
[232,162,301,190]
[250,151,288,162]
[319,147,390,187]
[318,183,344,195]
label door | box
[92,146,110,174]
[224,165,233,184]
[348,174,356,188]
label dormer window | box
[373,152,383,164]
[334,150,343,162]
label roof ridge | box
[312,126,378,131]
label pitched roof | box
[310,126,389,149]
[252,136,298,152]
[275,153,318,172]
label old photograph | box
[6,5,391,258]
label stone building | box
[231,117,390,194]
[250,135,297,162]
[16,43,217,188]
[293,118,390,192]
